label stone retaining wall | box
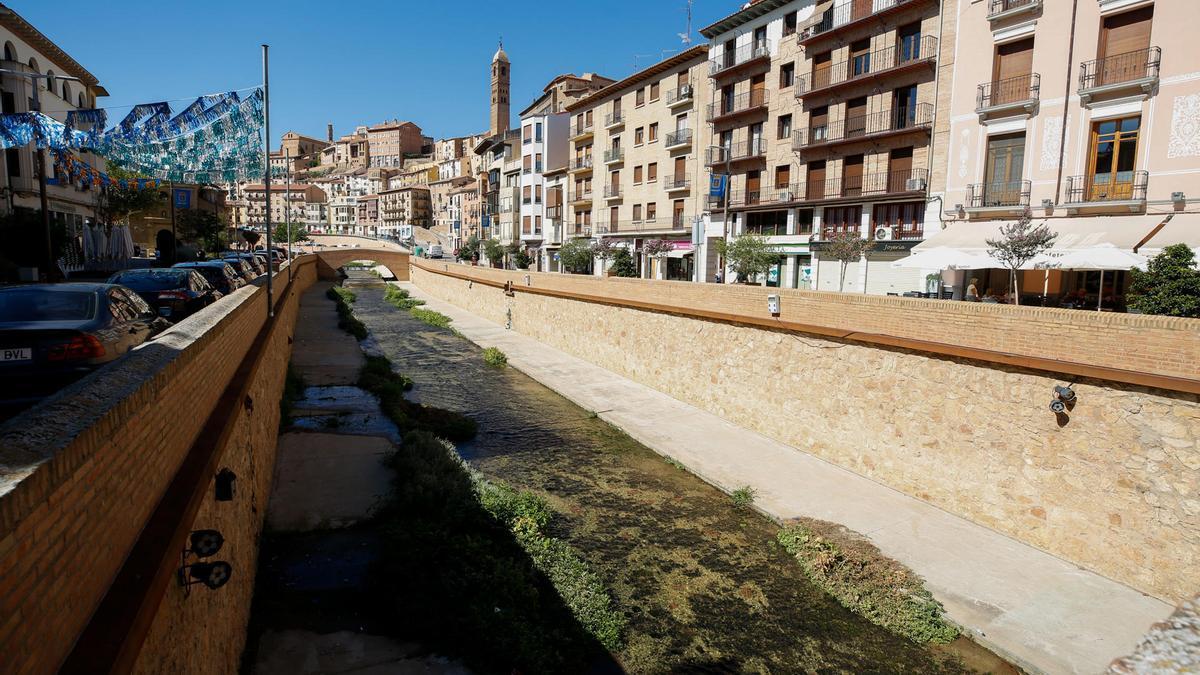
[411,261,1200,603]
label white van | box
[427,244,444,259]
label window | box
[633,204,643,221]
[636,88,645,106]
[795,209,814,235]
[634,165,644,183]
[535,215,542,232]
[872,202,925,239]
[745,210,788,237]
[778,114,792,139]
[754,26,767,49]
[535,153,543,172]
[647,162,657,182]
[523,125,532,143]
[780,62,795,88]
[1087,116,1141,200]
[812,51,832,89]
[983,133,1026,205]
[822,205,862,237]
[635,127,645,145]
[991,38,1035,106]
[523,185,531,203]
[523,215,532,233]
[783,11,798,36]
[648,123,658,142]
[677,70,690,88]
[897,22,923,63]
[646,202,656,221]
[650,82,660,101]
[523,155,531,173]
[535,185,542,203]
[775,165,790,189]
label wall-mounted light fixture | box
[1050,385,1077,414]
[179,561,233,591]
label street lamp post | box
[0,68,84,281]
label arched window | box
[28,57,38,73]
[3,42,16,62]
[78,92,85,108]
[46,70,56,92]
[62,81,70,102]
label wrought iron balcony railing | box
[988,0,1038,18]
[664,175,690,191]
[795,36,937,97]
[706,89,770,122]
[967,180,1031,208]
[800,0,929,43]
[709,40,772,77]
[976,73,1040,111]
[603,185,623,199]
[706,138,768,165]
[1079,47,1161,92]
[1064,171,1149,204]
[604,148,624,164]
[791,103,933,150]
[666,129,693,147]
[570,155,593,171]
[665,85,694,106]
[605,111,624,128]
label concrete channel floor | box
[396,281,1173,675]
[254,282,469,675]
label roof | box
[0,3,106,93]
[493,42,509,63]
[915,215,1181,255]
[565,45,710,113]
[368,120,419,131]
[700,0,795,38]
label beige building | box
[0,4,108,253]
[700,0,945,292]
[243,183,327,227]
[127,183,228,252]
[334,127,371,169]
[924,0,1200,306]
[367,120,424,168]
[379,185,432,240]
[566,46,713,280]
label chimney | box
[327,123,334,142]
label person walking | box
[965,277,980,302]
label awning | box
[666,248,694,258]
[916,214,1169,255]
[797,0,833,30]
[1138,213,1200,255]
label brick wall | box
[411,260,1200,602]
[0,259,319,674]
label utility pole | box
[262,44,273,317]
[285,148,292,281]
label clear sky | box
[20,0,736,144]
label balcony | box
[987,0,1041,21]
[570,122,594,141]
[569,189,593,204]
[792,103,933,152]
[546,205,564,221]
[603,185,623,201]
[795,36,937,99]
[1063,172,1148,213]
[570,155,593,173]
[604,148,625,165]
[569,224,592,238]
[1078,47,1160,106]
[666,85,695,108]
[965,180,1031,216]
[595,220,622,234]
[799,0,934,46]
[707,90,770,124]
[722,170,928,211]
[605,111,625,129]
[709,40,772,78]
[976,74,1040,118]
[665,128,693,150]
[707,139,768,166]
[664,175,690,193]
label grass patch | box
[279,364,306,428]
[409,306,453,329]
[482,347,508,367]
[664,456,687,471]
[730,486,756,508]
[384,285,426,310]
[375,430,622,672]
[357,355,476,442]
[326,285,367,340]
[776,518,958,645]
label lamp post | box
[0,68,84,281]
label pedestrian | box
[965,277,980,302]
[715,268,724,284]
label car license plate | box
[1,348,32,362]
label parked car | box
[107,268,223,320]
[0,284,170,407]
[219,257,258,284]
[221,253,265,276]
[253,247,286,270]
[172,261,246,296]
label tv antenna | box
[678,0,694,45]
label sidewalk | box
[398,281,1171,675]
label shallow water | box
[349,276,1016,674]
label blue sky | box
[22,0,733,143]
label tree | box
[715,234,777,284]
[609,248,637,277]
[823,231,874,292]
[273,221,311,245]
[559,238,593,274]
[457,235,480,262]
[512,248,532,270]
[242,230,261,249]
[642,239,675,258]
[178,210,227,256]
[97,165,164,225]
[1128,243,1200,317]
[986,213,1056,306]
[591,238,617,262]
[482,237,505,267]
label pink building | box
[921,0,1200,306]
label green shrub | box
[410,307,453,329]
[384,285,426,311]
[731,486,756,508]
[776,519,958,644]
[482,347,508,367]
[326,285,367,340]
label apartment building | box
[450,180,481,251]
[702,0,945,293]
[330,195,358,234]
[334,127,371,169]
[243,184,327,227]
[925,0,1200,303]
[379,184,432,241]
[518,73,615,270]
[474,130,521,248]
[356,194,380,237]
[541,166,569,270]
[430,175,474,239]
[305,198,329,232]
[367,120,424,168]
[566,46,712,279]
[0,5,108,237]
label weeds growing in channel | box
[482,347,508,367]
[409,307,454,329]
[357,355,475,441]
[384,285,426,311]
[326,285,368,340]
[731,486,757,508]
[279,364,306,428]
[776,519,959,644]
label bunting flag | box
[0,88,265,183]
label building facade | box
[243,184,326,227]
[367,120,424,168]
[926,0,1200,304]
[379,185,432,241]
[566,46,714,280]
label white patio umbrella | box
[1033,244,1148,311]
[890,247,1004,270]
